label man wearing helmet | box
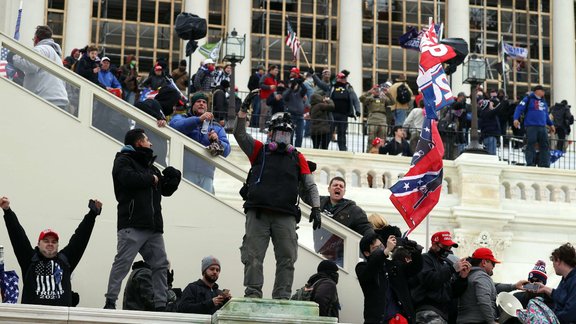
[233,97,322,299]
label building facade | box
[0,0,574,106]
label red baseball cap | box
[154,64,163,71]
[336,72,346,79]
[38,229,59,242]
[472,247,501,263]
[290,67,300,74]
[431,231,458,248]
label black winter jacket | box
[319,197,374,236]
[76,54,102,87]
[3,207,97,306]
[112,146,180,233]
[174,279,223,314]
[356,249,423,324]
[122,261,154,311]
[307,272,340,318]
[410,251,468,321]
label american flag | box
[0,47,9,78]
[0,262,20,303]
[285,21,301,61]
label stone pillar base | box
[212,298,338,324]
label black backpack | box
[396,83,411,104]
[290,278,328,302]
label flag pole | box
[299,46,311,68]
[501,36,507,97]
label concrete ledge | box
[0,304,210,324]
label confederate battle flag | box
[389,117,444,234]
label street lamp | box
[462,54,488,153]
[223,28,246,132]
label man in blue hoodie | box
[169,93,231,194]
[98,57,122,96]
[513,85,555,167]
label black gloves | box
[241,89,259,112]
[309,207,321,230]
[355,110,361,117]
[308,68,315,76]
[167,269,174,288]
[162,166,181,179]
[88,199,102,216]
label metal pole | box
[464,86,487,153]
[226,60,237,132]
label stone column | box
[64,0,91,56]
[446,0,470,97]
[184,0,209,77]
[338,0,363,95]
[227,0,252,92]
[19,0,45,49]
[552,0,576,140]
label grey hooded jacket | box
[12,38,69,108]
[456,266,515,324]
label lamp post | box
[462,54,488,153]
[223,28,246,132]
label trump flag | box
[389,117,444,233]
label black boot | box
[103,299,116,309]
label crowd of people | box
[4,24,576,323]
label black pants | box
[312,133,331,149]
[556,127,567,151]
[332,112,348,151]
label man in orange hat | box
[456,247,528,324]
[1,196,102,306]
[411,231,471,324]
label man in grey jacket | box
[457,247,527,324]
[9,25,69,110]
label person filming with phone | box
[172,256,231,314]
[1,196,102,306]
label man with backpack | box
[549,100,574,152]
[292,260,340,318]
[1,196,102,306]
[390,74,413,126]
[513,85,555,167]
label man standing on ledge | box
[104,128,181,310]
[234,93,322,299]
[513,85,555,167]
[1,196,102,306]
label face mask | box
[272,130,292,145]
[207,65,215,72]
[130,60,136,67]
[276,87,286,93]
[439,247,452,259]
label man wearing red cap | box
[411,231,470,324]
[0,196,102,306]
[457,247,528,324]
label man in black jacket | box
[356,232,423,324]
[1,196,102,306]
[314,176,375,266]
[302,260,340,318]
[173,256,230,314]
[411,231,470,324]
[104,128,181,310]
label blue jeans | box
[482,136,497,155]
[525,126,550,167]
[249,96,261,127]
[291,115,304,147]
[394,109,407,126]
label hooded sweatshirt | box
[12,38,69,108]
